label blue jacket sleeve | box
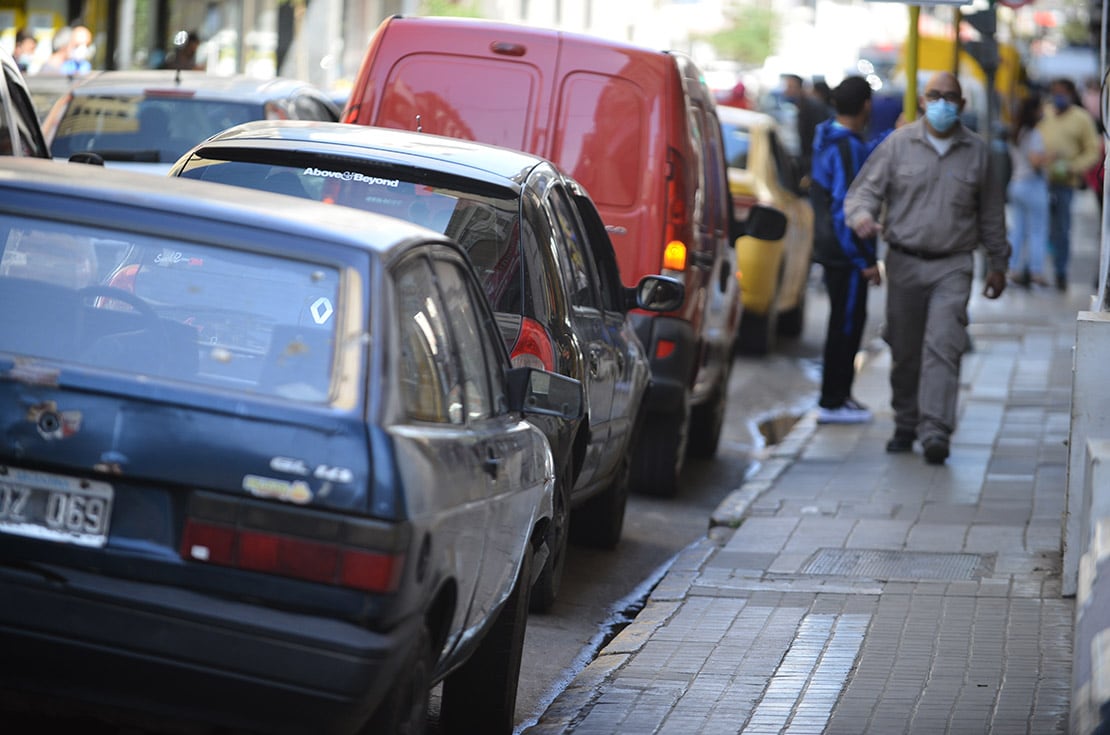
[831,139,877,269]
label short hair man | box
[844,71,1009,464]
[811,76,887,425]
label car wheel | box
[364,623,431,735]
[736,308,777,355]
[530,464,569,613]
[630,402,689,497]
[687,357,731,460]
[777,288,806,338]
[440,540,533,735]
[571,449,630,550]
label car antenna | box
[415,114,422,133]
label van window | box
[553,72,643,209]
[701,111,729,232]
[378,57,536,148]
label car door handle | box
[483,448,502,478]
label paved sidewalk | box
[524,195,1102,735]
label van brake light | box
[663,147,689,273]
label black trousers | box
[819,265,869,409]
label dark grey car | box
[0,157,581,735]
[168,121,684,612]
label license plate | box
[0,467,113,547]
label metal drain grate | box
[801,548,987,581]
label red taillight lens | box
[264,101,290,120]
[510,317,556,371]
[655,339,677,359]
[341,105,360,124]
[180,493,408,594]
[106,264,139,293]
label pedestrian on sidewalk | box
[1038,77,1101,291]
[810,76,887,424]
[1006,94,1052,288]
[844,71,1009,465]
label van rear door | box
[549,47,669,289]
[358,17,559,153]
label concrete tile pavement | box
[523,194,1102,735]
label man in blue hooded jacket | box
[811,75,888,425]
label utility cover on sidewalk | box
[801,548,990,581]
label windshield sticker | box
[302,167,400,187]
[243,474,313,504]
[154,249,203,267]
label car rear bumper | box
[630,313,696,414]
[0,562,416,735]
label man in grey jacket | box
[844,71,1009,465]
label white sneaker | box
[817,399,873,424]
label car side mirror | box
[626,275,684,313]
[506,367,583,421]
[730,203,787,244]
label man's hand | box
[851,214,882,239]
[862,265,882,286]
[983,270,1006,299]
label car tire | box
[571,448,630,550]
[736,309,776,355]
[630,402,689,497]
[440,540,533,735]
[530,464,570,613]
[777,289,806,338]
[687,357,731,460]
[364,623,431,735]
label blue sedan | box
[0,158,581,734]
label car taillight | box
[341,105,359,124]
[510,317,556,371]
[732,193,758,223]
[264,101,290,120]
[106,264,139,293]
[662,146,689,275]
[180,492,407,594]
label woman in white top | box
[1007,95,1053,287]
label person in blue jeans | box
[1039,78,1101,290]
[1007,95,1051,287]
[810,76,890,424]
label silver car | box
[0,46,49,157]
[40,70,339,173]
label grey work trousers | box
[883,248,974,443]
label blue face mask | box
[925,99,959,133]
[1052,94,1070,112]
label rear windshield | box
[178,158,524,314]
[0,215,344,403]
[720,120,750,170]
[50,95,261,163]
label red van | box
[344,16,741,497]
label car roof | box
[0,157,449,258]
[194,120,549,190]
[388,14,670,62]
[62,70,329,101]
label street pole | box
[906,5,920,122]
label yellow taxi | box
[718,104,815,355]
